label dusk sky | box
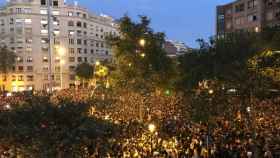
[0,0,233,47]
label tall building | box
[164,40,190,57]
[216,0,280,36]
[0,0,118,91]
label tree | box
[107,15,176,92]
[75,63,94,88]
[0,46,16,91]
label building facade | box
[164,40,190,57]
[0,0,118,91]
[216,0,280,36]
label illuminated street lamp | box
[58,47,66,90]
[95,60,101,66]
[140,53,146,58]
[208,89,214,95]
[60,59,65,89]
[139,39,146,47]
[148,123,156,133]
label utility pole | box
[47,0,53,93]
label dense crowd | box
[1,89,280,157]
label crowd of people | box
[1,88,280,157]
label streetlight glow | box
[95,60,101,66]
[208,89,214,94]
[148,123,156,133]
[58,47,66,56]
[140,53,146,58]
[139,39,146,47]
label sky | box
[0,0,233,48]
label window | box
[235,3,245,13]
[69,57,75,62]
[25,19,32,24]
[84,40,87,45]
[69,48,75,54]
[41,19,48,25]
[84,57,88,62]
[41,29,48,34]
[12,75,16,81]
[248,14,258,22]
[77,39,82,45]
[90,49,94,54]
[76,21,82,27]
[41,38,48,44]
[25,28,32,34]
[53,1,58,7]
[27,75,34,81]
[53,29,60,35]
[83,22,87,28]
[68,21,74,26]
[77,30,82,36]
[41,0,46,5]
[83,14,87,18]
[43,66,48,71]
[26,38,32,44]
[27,57,33,62]
[40,9,47,14]
[10,18,15,25]
[69,66,75,71]
[43,57,48,62]
[77,48,82,54]
[68,12,73,16]
[84,49,87,54]
[248,0,258,9]
[17,57,23,63]
[68,30,75,36]
[18,66,24,72]
[24,8,32,14]
[77,57,82,62]
[52,11,60,15]
[69,38,74,45]
[18,75,24,81]
[27,66,33,71]
[16,8,22,13]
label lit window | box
[25,19,32,24]
[43,57,48,62]
[52,11,60,15]
[40,9,47,14]
[41,29,48,34]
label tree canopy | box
[107,16,176,92]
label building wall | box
[216,0,280,35]
[0,0,118,91]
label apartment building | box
[0,0,118,91]
[216,0,280,36]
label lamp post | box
[138,38,145,121]
[58,47,65,90]
[60,59,65,90]
[47,0,53,92]
[148,123,156,156]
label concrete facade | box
[0,0,118,91]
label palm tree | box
[0,46,16,91]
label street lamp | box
[95,60,100,66]
[148,123,156,156]
[208,89,214,95]
[58,47,66,90]
[148,123,156,133]
[60,59,65,90]
[139,39,146,47]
